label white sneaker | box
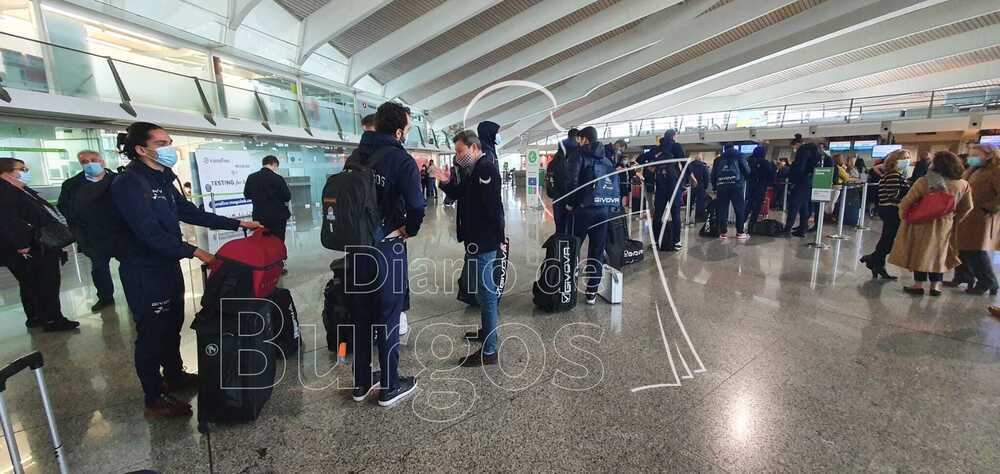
[736,233,750,241]
[586,293,598,305]
[399,312,409,335]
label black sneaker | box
[352,370,381,402]
[91,299,114,312]
[43,318,80,332]
[378,376,417,407]
[25,318,45,329]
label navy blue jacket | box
[788,144,822,186]
[112,160,239,266]
[711,148,751,189]
[354,131,426,238]
[747,147,776,188]
[439,156,505,254]
[689,160,710,190]
[564,141,609,208]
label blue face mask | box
[153,146,179,168]
[83,162,105,178]
[967,156,984,168]
[495,133,503,146]
[17,170,31,184]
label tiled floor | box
[1,188,998,473]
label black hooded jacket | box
[564,141,609,209]
[439,154,505,255]
[477,121,500,163]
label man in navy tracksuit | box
[563,126,615,305]
[711,145,752,239]
[652,131,688,251]
[438,127,504,366]
[688,154,711,221]
[745,145,776,229]
[548,129,579,233]
[111,122,258,419]
[346,102,426,407]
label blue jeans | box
[90,253,114,301]
[470,250,499,355]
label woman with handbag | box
[860,150,910,279]
[888,152,974,296]
[952,144,1000,295]
[0,158,80,331]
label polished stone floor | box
[1,188,999,473]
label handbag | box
[904,186,956,224]
[35,221,75,250]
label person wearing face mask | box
[437,129,505,366]
[57,150,118,312]
[111,122,261,419]
[0,158,80,332]
[860,150,911,279]
[952,144,1000,294]
[344,103,426,407]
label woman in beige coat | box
[888,151,974,296]
[951,144,1000,295]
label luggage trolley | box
[0,351,69,474]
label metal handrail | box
[530,82,1000,144]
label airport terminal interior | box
[1,0,1000,472]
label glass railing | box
[529,83,1000,146]
[0,31,433,146]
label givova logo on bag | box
[560,243,572,304]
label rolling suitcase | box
[532,231,580,313]
[0,352,68,474]
[268,288,302,358]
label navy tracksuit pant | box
[745,184,768,229]
[346,238,407,392]
[784,183,813,233]
[572,206,610,294]
[653,178,681,248]
[120,261,186,405]
[716,185,747,235]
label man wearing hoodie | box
[437,130,505,366]
[547,128,580,233]
[745,145,776,229]
[346,102,426,407]
[711,144,752,240]
[563,126,616,305]
[652,131,688,251]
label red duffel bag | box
[206,228,286,298]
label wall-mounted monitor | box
[829,141,851,152]
[872,144,902,158]
[980,135,1000,145]
[853,140,877,151]
[739,144,758,154]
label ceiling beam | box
[296,0,394,65]
[416,0,686,111]
[384,0,600,99]
[432,0,717,127]
[612,0,997,120]
[228,0,265,30]
[496,0,956,148]
[347,0,501,86]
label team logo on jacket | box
[479,177,492,184]
[205,344,219,357]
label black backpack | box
[546,144,576,199]
[321,148,390,251]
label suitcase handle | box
[0,352,43,392]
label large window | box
[215,59,301,127]
[0,124,106,194]
[301,83,356,135]
[0,0,45,93]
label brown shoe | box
[988,305,1000,319]
[162,371,199,393]
[144,395,193,419]
[459,350,498,367]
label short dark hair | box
[0,157,25,174]
[579,126,598,143]
[567,128,580,140]
[375,102,411,136]
[664,129,677,139]
[931,151,964,180]
[262,155,279,167]
[453,130,481,148]
[361,114,376,128]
